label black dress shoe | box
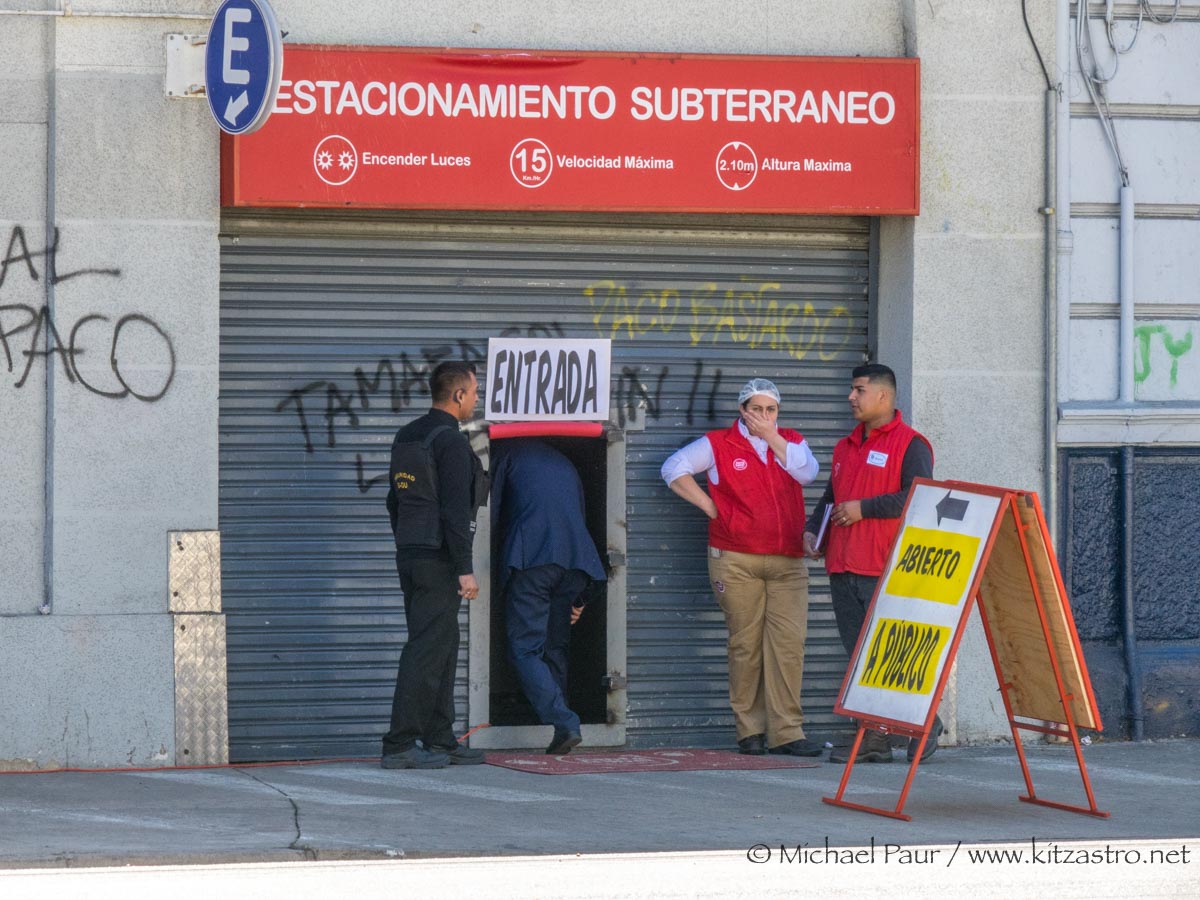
[426,742,486,765]
[380,746,449,769]
[546,730,582,755]
[768,738,824,757]
[737,733,767,755]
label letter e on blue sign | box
[205,0,283,135]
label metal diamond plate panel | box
[174,614,230,765]
[169,530,222,613]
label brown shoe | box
[906,715,944,763]
[829,729,893,764]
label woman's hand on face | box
[741,408,777,439]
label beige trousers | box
[708,547,809,747]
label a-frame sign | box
[823,478,1109,821]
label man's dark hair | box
[852,363,897,391]
[429,360,477,403]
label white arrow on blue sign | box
[205,0,283,136]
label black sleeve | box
[434,431,477,576]
[805,481,835,534]
[860,439,934,520]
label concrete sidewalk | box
[0,740,1197,869]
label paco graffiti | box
[1,225,175,402]
[583,276,852,361]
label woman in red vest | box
[661,379,823,757]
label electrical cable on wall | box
[1076,2,1128,185]
[1139,0,1181,25]
[1103,0,1182,55]
[1021,0,1053,91]
[1075,1,1183,191]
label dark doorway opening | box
[489,435,609,727]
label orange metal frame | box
[822,482,1109,821]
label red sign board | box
[222,46,919,215]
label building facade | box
[1,1,1195,767]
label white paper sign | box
[485,337,611,422]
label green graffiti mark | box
[1134,325,1194,388]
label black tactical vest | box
[388,424,453,549]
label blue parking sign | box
[205,0,283,135]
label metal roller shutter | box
[219,211,870,760]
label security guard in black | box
[382,362,485,767]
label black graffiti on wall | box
[278,324,729,494]
[610,360,724,429]
[0,225,121,288]
[276,325,562,455]
[274,319,734,493]
[273,323,569,492]
[1,225,176,401]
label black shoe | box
[381,746,449,769]
[426,742,486,765]
[829,730,892,764]
[907,715,944,763]
[546,730,582,755]
[737,733,767,756]
[768,738,824,758]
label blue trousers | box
[505,564,589,734]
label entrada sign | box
[485,338,611,422]
[222,46,919,214]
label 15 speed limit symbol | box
[510,138,553,188]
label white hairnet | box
[738,378,781,406]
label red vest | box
[825,411,932,577]
[706,421,808,558]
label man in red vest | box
[662,378,823,757]
[804,363,937,764]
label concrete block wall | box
[0,2,219,768]
[879,0,1055,742]
[1,14,50,617]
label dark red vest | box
[825,411,932,577]
[706,421,808,558]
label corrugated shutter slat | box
[220,213,869,760]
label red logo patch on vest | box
[732,458,748,471]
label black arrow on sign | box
[935,492,969,526]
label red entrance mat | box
[485,748,821,775]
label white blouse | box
[661,419,819,487]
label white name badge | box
[867,450,889,467]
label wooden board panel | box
[977,498,1100,730]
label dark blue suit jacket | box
[490,439,607,590]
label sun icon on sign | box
[313,135,358,186]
